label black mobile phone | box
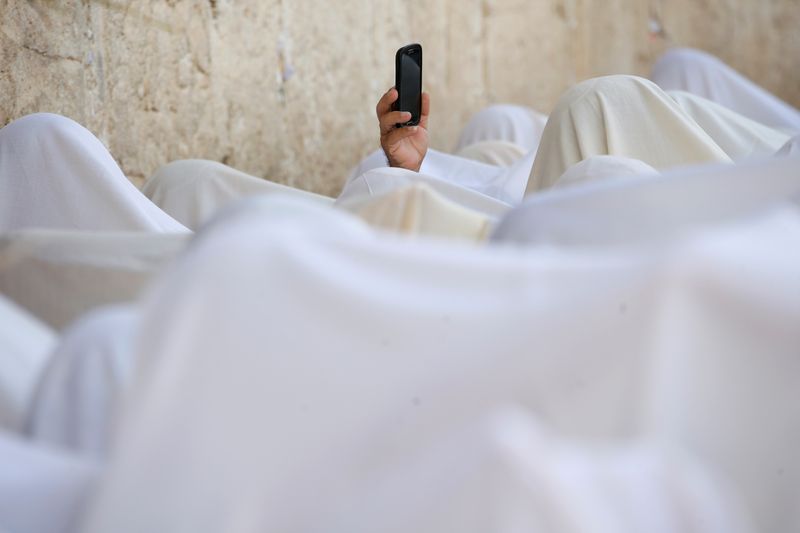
[394,43,423,126]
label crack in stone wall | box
[1,0,798,194]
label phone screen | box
[396,45,422,125]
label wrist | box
[385,154,422,173]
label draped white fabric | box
[0,114,187,233]
[0,430,97,533]
[494,156,800,246]
[347,147,533,205]
[338,182,493,241]
[82,195,799,533]
[274,408,749,533]
[776,134,800,157]
[454,104,548,153]
[338,167,508,240]
[0,229,188,329]
[338,167,511,218]
[143,159,333,231]
[26,305,137,459]
[667,91,790,159]
[552,155,658,190]
[455,139,529,167]
[651,48,800,134]
[0,295,56,431]
[528,75,731,194]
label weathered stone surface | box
[1,0,798,194]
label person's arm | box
[375,87,431,172]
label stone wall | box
[1,0,798,195]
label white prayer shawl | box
[0,113,187,232]
[552,155,658,190]
[651,48,800,134]
[0,430,97,533]
[455,139,529,167]
[338,167,510,219]
[0,295,56,431]
[26,305,137,460]
[280,409,750,533]
[0,230,189,329]
[528,75,731,194]
[348,147,533,205]
[338,182,493,241]
[454,104,548,152]
[667,91,790,159]
[84,196,799,533]
[494,156,800,247]
[337,167,508,240]
[143,159,333,231]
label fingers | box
[376,87,398,118]
[419,92,431,129]
[382,124,421,146]
[377,88,430,134]
[379,111,413,134]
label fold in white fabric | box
[528,75,731,194]
[454,104,548,153]
[0,430,97,533]
[0,230,189,329]
[552,155,659,190]
[651,48,800,134]
[455,139,529,167]
[494,156,800,246]
[667,91,790,159]
[143,159,333,231]
[26,305,137,459]
[776,135,800,157]
[347,147,532,205]
[0,114,187,232]
[0,295,56,431]
[338,167,510,218]
[286,408,750,533]
[84,195,799,533]
[338,182,493,241]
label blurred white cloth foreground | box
[84,195,799,533]
[0,430,97,533]
[272,408,749,533]
[495,155,800,246]
[26,305,137,459]
[143,159,333,231]
[0,229,188,329]
[0,295,56,431]
[651,47,800,134]
[0,113,187,232]
[777,134,800,157]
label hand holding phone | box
[375,44,430,172]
